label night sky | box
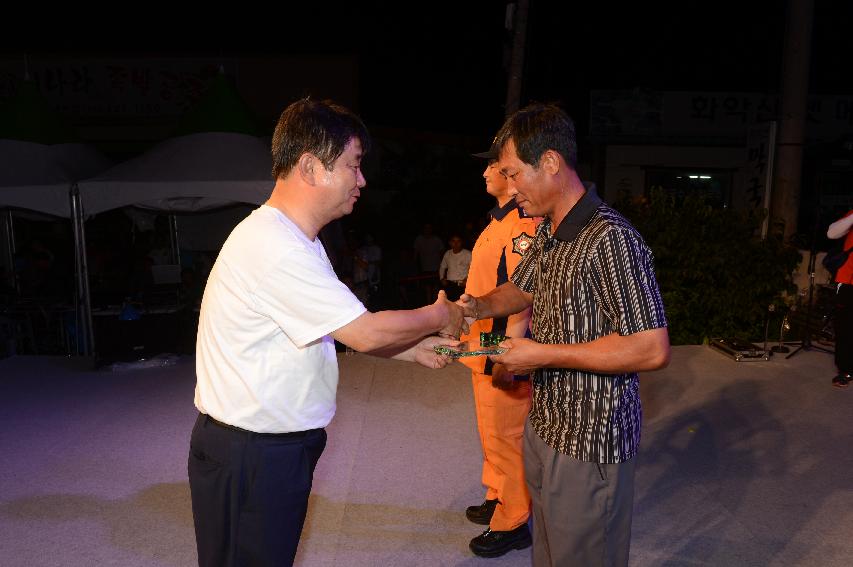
[357,1,851,137]
[297,1,849,134]
[10,1,852,137]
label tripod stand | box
[786,264,833,358]
[787,205,834,359]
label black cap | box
[472,137,499,160]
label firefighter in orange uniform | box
[460,141,539,558]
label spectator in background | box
[827,209,853,388]
[394,247,421,309]
[413,223,445,274]
[439,234,472,301]
[413,223,445,304]
[462,219,479,250]
[319,219,349,277]
[353,233,382,308]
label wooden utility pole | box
[770,0,814,240]
[504,0,530,117]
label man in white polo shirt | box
[189,98,465,567]
[439,234,472,300]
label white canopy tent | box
[0,139,112,356]
[77,132,272,214]
[0,139,112,217]
[75,132,274,356]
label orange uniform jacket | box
[461,202,538,373]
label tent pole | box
[70,184,95,357]
[79,198,94,357]
[169,213,180,265]
[70,190,83,355]
[2,210,17,294]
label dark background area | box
[8,2,853,134]
[2,2,852,356]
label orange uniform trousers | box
[471,370,531,531]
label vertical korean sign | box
[745,121,777,238]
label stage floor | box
[0,345,849,566]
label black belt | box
[204,414,317,438]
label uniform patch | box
[512,232,534,256]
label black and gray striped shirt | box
[511,185,667,464]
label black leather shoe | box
[469,524,532,558]
[465,499,499,525]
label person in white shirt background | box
[439,234,472,301]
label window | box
[645,168,733,208]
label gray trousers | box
[524,419,636,567]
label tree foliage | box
[616,189,802,345]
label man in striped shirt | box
[459,103,670,567]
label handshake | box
[435,290,480,340]
[415,291,544,390]
[405,290,482,370]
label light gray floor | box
[0,345,850,566]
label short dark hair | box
[494,102,577,169]
[271,98,371,179]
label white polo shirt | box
[195,205,366,433]
[439,248,472,282]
